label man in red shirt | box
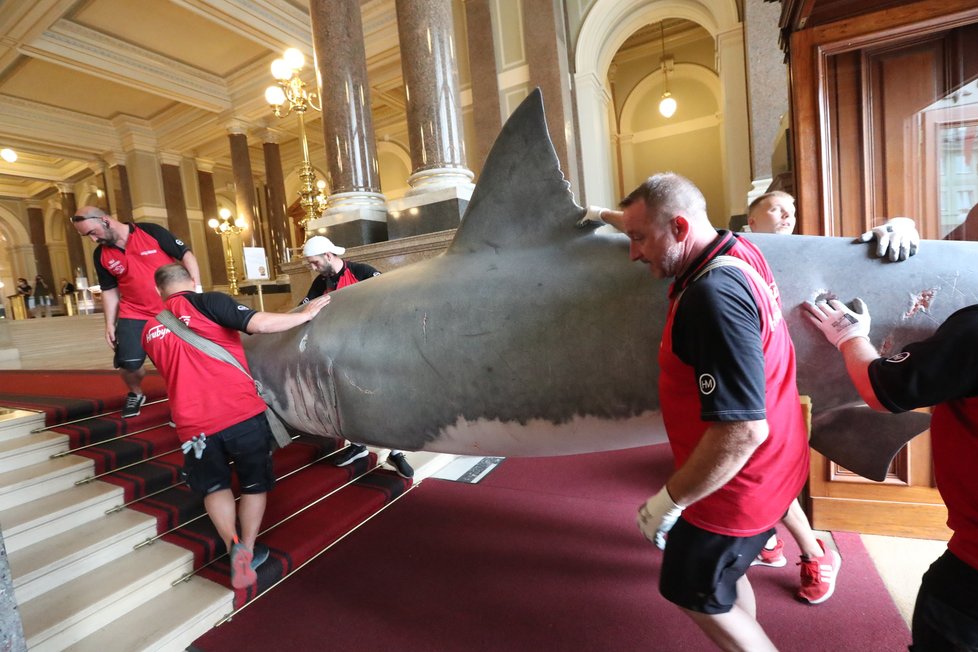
[806,298,978,650]
[72,207,201,418]
[143,263,329,589]
[300,235,414,479]
[622,173,809,650]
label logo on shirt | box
[175,239,185,246]
[139,249,159,256]
[106,259,125,275]
[699,374,717,395]
[237,305,248,311]
[884,352,911,364]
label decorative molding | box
[158,151,183,167]
[112,115,158,153]
[0,95,119,156]
[24,20,231,112]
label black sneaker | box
[387,451,414,479]
[333,443,368,467]
[121,392,146,418]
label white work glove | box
[804,298,871,349]
[637,486,684,550]
[858,217,919,261]
[576,205,606,228]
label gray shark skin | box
[244,89,978,482]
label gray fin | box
[447,88,585,255]
[809,403,932,482]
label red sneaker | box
[751,537,787,567]
[797,539,841,604]
[230,541,256,589]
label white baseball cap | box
[303,235,345,257]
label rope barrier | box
[214,477,421,626]
[30,397,170,433]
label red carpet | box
[192,446,911,651]
[1,370,411,609]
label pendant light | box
[658,22,677,118]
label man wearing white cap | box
[301,235,414,479]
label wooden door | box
[789,0,978,539]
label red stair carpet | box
[0,370,411,609]
[192,445,912,652]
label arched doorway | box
[575,0,747,219]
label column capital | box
[159,151,183,166]
[112,115,158,153]
[224,118,251,136]
[257,128,282,144]
[101,151,127,167]
[54,182,73,195]
[196,158,215,173]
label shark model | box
[244,90,978,482]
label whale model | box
[244,89,978,482]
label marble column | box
[197,166,225,290]
[160,155,192,246]
[108,161,134,220]
[227,126,264,249]
[262,138,292,273]
[522,0,582,196]
[27,206,54,287]
[387,0,474,239]
[59,188,86,278]
[744,0,790,202]
[463,0,503,173]
[308,0,387,246]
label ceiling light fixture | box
[0,148,17,163]
[658,23,677,119]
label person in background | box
[143,263,330,589]
[32,274,53,318]
[804,297,978,651]
[60,277,76,296]
[300,235,415,480]
[71,206,201,418]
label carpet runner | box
[0,370,412,611]
[192,445,912,651]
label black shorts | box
[182,413,275,496]
[114,318,148,371]
[911,550,978,651]
[660,518,775,614]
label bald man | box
[71,207,201,417]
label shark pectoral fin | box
[808,404,932,482]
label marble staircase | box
[0,409,230,651]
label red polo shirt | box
[659,231,809,536]
[94,223,189,320]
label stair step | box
[0,455,94,510]
[0,481,123,553]
[20,540,193,651]
[0,408,46,442]
[0,431,69,473]
[9,508,157,602]
[64,576,232,652]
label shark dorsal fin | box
[446,89,583,255]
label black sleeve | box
[869,306,978,412]
[348,261,381,282]
[302,275,329,304]
[673,268,766,422]
[137,223,191,260]
[185,292,257,332]
[92,246,117,290]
